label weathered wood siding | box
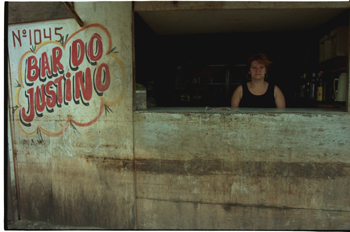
[8,2,73,24]
[7,2,135,229]
[7,1,350,230]
[134,1,350,11]
[134,111,350,230]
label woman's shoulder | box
[266,81,276,91]
[273,84,281,90]
[269,82,281,91]
[242,81,250,90]
[273,85,283,95]
[234,85,243,95]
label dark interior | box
[134,11,349,108]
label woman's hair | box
[247,53,273,71]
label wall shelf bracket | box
[63,2,84,27]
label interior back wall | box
[135,13,319,107]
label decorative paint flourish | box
[12,24,126,137]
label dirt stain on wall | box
[85,155,133,172]
[135,158,350,179]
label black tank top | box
[239,82,276,108]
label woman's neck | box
[250,79,266,88]
[248,79,269,95]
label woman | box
[231,53,285,108]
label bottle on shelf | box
[305,80,310,100]
[323,76,326,102]
[298,73,306,99]
[309,72,316,100]
[316,71,324,102]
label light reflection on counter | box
[135,107,347,114]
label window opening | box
[134,10,349,111]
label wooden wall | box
[7,1,350,230]
[7,2,72,24]
[7,2,135,229]
[134,1,350,11]
[134,111,350,230]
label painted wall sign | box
[8,20,126,137]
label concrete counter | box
[134,106,350,229]
[136,106,347,114]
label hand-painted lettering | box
[12,30,21,48]
[43,28,52,40]
[13,24,127,137]
[55,27,63,42]
[17,30,115,128]
[74,68,93,105]
[65,73,72,104]
[26,56,40,82]
[11,27,64,48]
[34,30,42,45]
[35,84,46,115]
[45,81,56,109]
[41,52,52,78]
[71,39,85,69]
[54,76,64,106]
[88,33,103,62]
[95,63,111,94]
[20,88,35,126]
[52,47,64,74]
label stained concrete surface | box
[6,220,105,230]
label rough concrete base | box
[6,220,104,230]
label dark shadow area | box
[135,11,348,108]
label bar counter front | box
[133,106,350,229]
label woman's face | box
[249,60,266,80]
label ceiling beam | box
[7,2,72,24]
[134,1,350,12]
[63,2,84,27]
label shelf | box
[316,102,346,108]
[191,82,242,85]
[318,56,348,73]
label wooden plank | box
[8,2,72,24]
[137,198,350,230]
[52,156,135,228]
[16,161,55,222]
[347,13,350,112]
[6,61,19,222]
[134,1,350,12]
[7,1,136,229]
[7,109,19,223]
[63,2,84,27]
[134,111,350,229]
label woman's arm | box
[231,85,243,108]
[274,85,286,108]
